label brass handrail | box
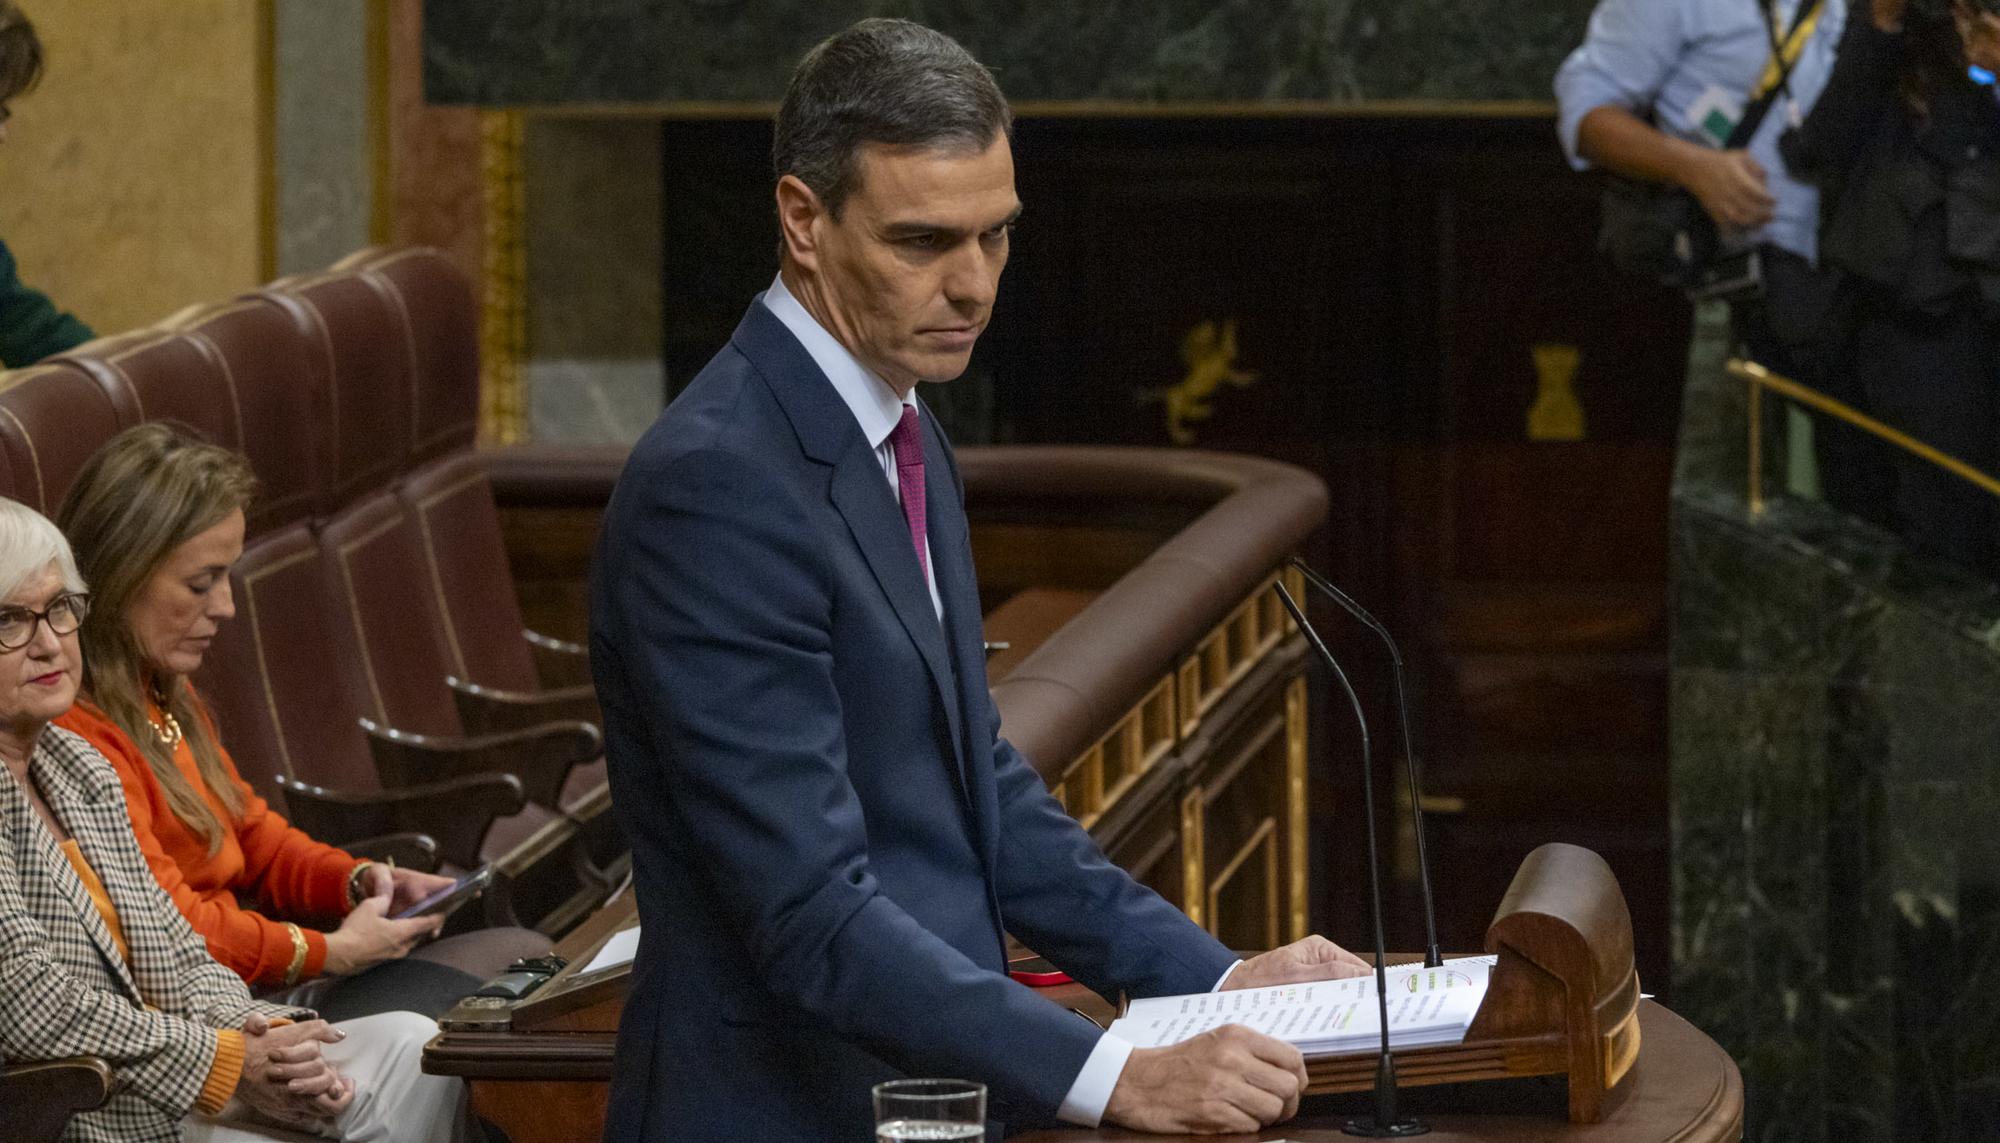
[1728,358,2000,516]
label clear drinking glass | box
[873,1077,986,1142]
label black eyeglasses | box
[0,592,88,651]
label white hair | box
[0,497,85,600]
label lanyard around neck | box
[1754,0,1826,103]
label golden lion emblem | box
[1138,319,1259,445]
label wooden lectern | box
[426,842,1656,1140]
[1300,842,1641,1123]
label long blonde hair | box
[57,424,259,854]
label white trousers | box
[185,1011,467,1143]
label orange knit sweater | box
[57,698,360,987]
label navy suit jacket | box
[589,300,1237,1141]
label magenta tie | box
[888,404,929,581]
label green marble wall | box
[1671,306,2000,1141]
[423,0,1595,106]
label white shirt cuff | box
[1056,961,1243,1126]
[1212,959,1244,991]
[1056,1033,1132,1126]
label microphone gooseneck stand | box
[1290,556,1443,970]
[1275,582,1427,1138]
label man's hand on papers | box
[1103,1024,1308,1134]
[1222,935,1371,992]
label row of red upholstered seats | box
[0,247,621,933]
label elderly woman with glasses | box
[52,423,546,1023]
[0,496,467,1142]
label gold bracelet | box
[346,861,376,909]
[282,923,309,986]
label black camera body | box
[1686,246,1765,303]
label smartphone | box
[1007,954,1073,987]
[392,865,494,921]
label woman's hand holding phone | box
[323,886,445,976]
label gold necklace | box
[147,682,183,748]
[148,708,183,748]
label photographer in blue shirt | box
[1558,0,1893,525]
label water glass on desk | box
[873,1078,985,1141]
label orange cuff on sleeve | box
[197,1029,246,1116]
[302,927,329,980]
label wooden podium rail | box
[427,843,1655,1138]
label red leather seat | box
[287,251,608,791]
[261,254,616,926]
[0,249,626,931]
[0,357,134,515]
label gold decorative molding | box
[366,0,393,246]
[479,110,529,445]
[496,99,1558,122]
[1057,677,1174,828]
[1206,818,1280,951]
[1176,569,1299,741]
[1180,788,1207,931]
[1048,566,1311,937]
[255,0,277,283]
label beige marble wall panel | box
[524,118,663,443]
[0,1,264,335]
[274,0,371,275]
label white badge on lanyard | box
[1688,85,1745,147]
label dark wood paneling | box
[498,505,603,644]
[1104,790,1185,914]
[1196,691,1291,952]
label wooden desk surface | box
[1013,1003,1740,1143]
[431,943,1738,1143]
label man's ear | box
[775,175,825,273]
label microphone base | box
[1342,1117,1430,1137]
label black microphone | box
[1289,556,1443,971]
[1275,581,1426,1139]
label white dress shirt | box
[759,272,1240,1125]
[761,273,941,619]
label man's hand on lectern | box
[1223,935,1371,991]
[1103,1024,1308,1133]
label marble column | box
[1671,305,2000,1141]
[523,118,663,444]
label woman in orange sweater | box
[54,423,545,1021]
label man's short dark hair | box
[773,18,1012,219]
[0,3,42,106]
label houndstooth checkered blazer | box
[0,725,308,1143]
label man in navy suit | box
[590,18,1369,1141]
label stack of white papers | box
[579,926,641,976]
[1106,956,1493,1058]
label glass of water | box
[873,1077,986,1142]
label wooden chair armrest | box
[1,1055,114,1143]
[361,718,601,812]
[447,676,601,736]
[278,773,526,871]
[524,628,591,689]
[338,832,442,873]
